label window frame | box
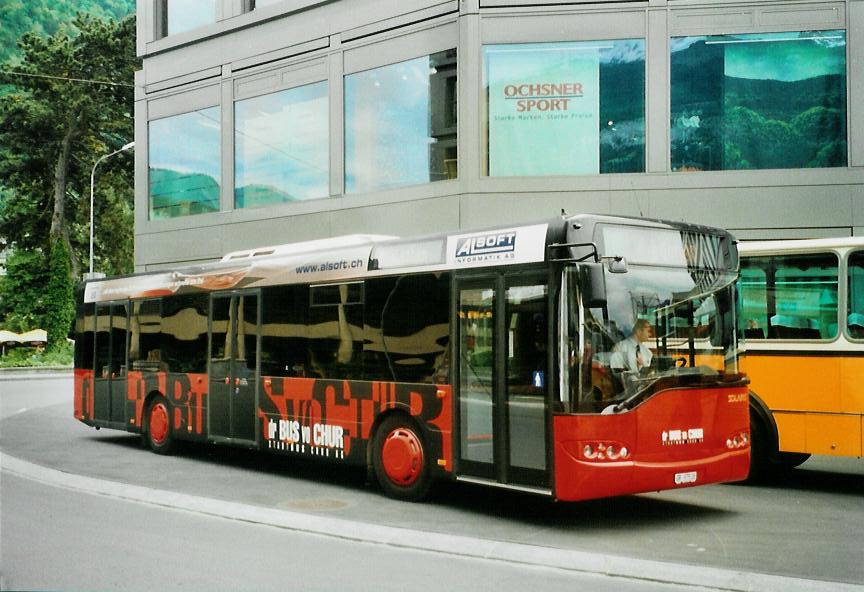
[343,47,458,194]
[147,104,223,221]
[154,0,222,40]
[669,28,849,173]
[844,249,864,343]
[233,60,330,208]
[479,10,647,180]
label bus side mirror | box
[580,263,607,308]
[607,257,628,274]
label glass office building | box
[135,0,864,269]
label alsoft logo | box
[456,232,517,259]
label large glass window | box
[235,82,328,208]
[344,49,457,193]
[739,253,839,340]
[158,0,218,38]
[148,107,221,219]
[671,31,847,172]
[484,39,645,176]
[847,251,864,340]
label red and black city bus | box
[74,213,750,501]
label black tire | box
[746,411,773,481]
[747,411,809,481]
[777,451,810,470]
[372,415,432,501]
[145,395,176,455]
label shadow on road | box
[85,431,732,531]
[430,480,731,530]
[734,465,864,497]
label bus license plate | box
[674,471,697,485]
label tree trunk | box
[50,111,80,279]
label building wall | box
[135,0,864,271]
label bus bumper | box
[552,386,751,502]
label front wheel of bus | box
[146,396,175,455]
[372,415,432,502]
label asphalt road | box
[1,372,862,591]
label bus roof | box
[739,236,863,256]
[83,213,735,304]
[220,234,399,262]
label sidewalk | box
[2,451,857,592]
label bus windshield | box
[566,264,740,413]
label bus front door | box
[456,274,550,491]
[208,292,259,444]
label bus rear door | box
[456,272,551,492]
[208,292,260,444]
[93,302,129,426]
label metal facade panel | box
[134,0,864,270]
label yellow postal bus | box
[738,238,864,474]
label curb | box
[0,368,71,381]
[1,453,858,592]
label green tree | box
[0,0,134,65]
[44,239,75,349]
[0,15,137,342]
[0,249,50,333]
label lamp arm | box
[88,143,134,277]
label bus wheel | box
[747,412,772,481]
[372,415,432,502]
[777,451,810,470]
[146,396,175,455]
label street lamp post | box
[87,141,134,280]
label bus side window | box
[739,264,768,340]
[309,283,363,379]
[363,274,450,384]
[160,294,208,373]
[744,253,838,341]
[260,285,310,378]
[848,251,864,340]
[75,301,96,371]
[129,300,162,371]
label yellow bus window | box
[848,251,864,340]
[740,254,838,340]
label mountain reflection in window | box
[671,31,847,172]
[149,107,221,219]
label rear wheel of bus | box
[748,408,810,480]
[145,395,176,455]
[372,415,432,501]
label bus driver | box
[611,319,653,372]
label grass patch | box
[0,342,73,368]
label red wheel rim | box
[149,402,169,445]
[381,428,424,486]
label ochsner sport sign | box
[446,224,548,268]
[487,43,600,176]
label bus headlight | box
[577,441,631,461]
[726,431,750,449]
